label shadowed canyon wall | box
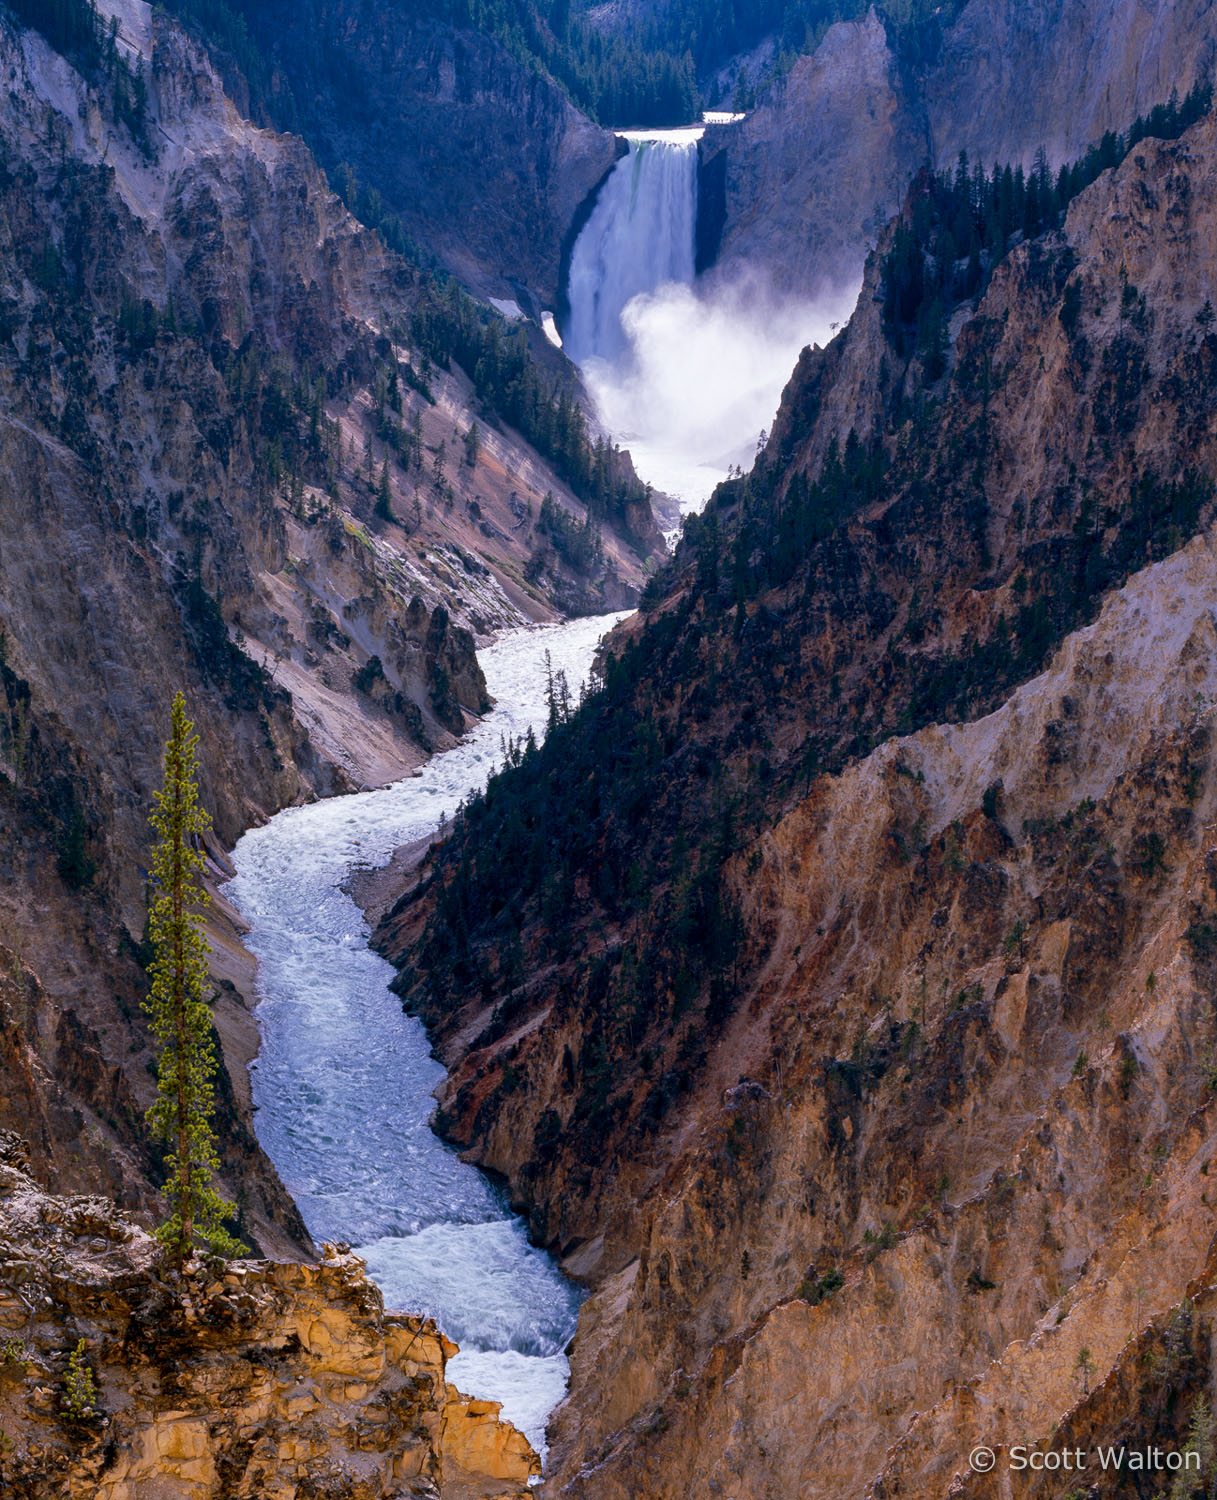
[0,0,652,1254]
[704,0,1217,296]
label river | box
[226,611,626,1454]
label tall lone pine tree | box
[145,692,243,1264]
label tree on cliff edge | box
[145,692,243,1266]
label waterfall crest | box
[564,137,698,365]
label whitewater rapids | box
[228,613,625,1455]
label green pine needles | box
[145,691,244,1265]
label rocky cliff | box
[705,0,1217,296]
[0,1131,537,1498]
[380,104,1217,1495]
[204,0,620,309]
[546,520,1217,1497]
[0,0,652,1253]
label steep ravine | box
[0,0,656,1252]
[184,0,621,308]
[229,615,622,1454]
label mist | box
[578,275,862,518]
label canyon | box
[0,0,660,1255]
[4,0,1217,1495]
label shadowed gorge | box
[5,0,1217,1494]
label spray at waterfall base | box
[563,131,860,513]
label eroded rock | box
[0,1154,538,1499]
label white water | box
[228,613,625,1455]
[565,126,860,517]
[565,134,699,367]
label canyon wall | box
[214,0,621,308]
[0,0,653,1252]
[706,0,1217,295]
[382,107,1217,1495]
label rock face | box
[546,524,1217,1497]
[708,0,1217,294]
[926,0,1217,168]
[205,0,620,308]
[701,11,919,297]
[380,108,1217,1496]
[0,1132,538,1499]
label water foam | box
[564,127,859,516]
[228,613,625,1453]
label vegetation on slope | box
[393,98,1217,1226]
[8,0,150,144]
[161,0,965,131]
[404,273,653,537]
[882,82,1213,372]
[6,0,652,546]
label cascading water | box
[564,132,699,366]
[562,122,859,517]
[228,614,625,1456]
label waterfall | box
[560,120,852,523]
[564,136,698,366]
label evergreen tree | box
[145,692,242,1265]
[376,457,394,521]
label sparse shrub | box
[62,1339,97,1421]
[1187,918,1217,958]
[797,1266,844,1305]
[353,656,386,695]
[1131,831,1169,878]
[863,1221,898,1261]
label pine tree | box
[375,457,394,521]
[145,692,242,1266]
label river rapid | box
[227,612,626,1453]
